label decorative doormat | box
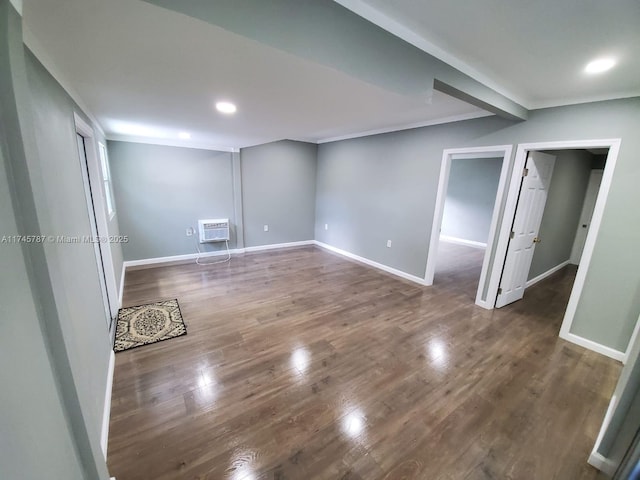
[114,299,187,352]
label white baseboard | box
[525,260,571,288]
[123,248,243,270]
[313,241,428,286]
[560,331,625,362]
[101,350,115,459]
[243,240,314,253]
[122,241,315,271]
[588,451,617,476]
[439,235,487,249]
[590,393,618,473]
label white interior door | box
[570,169,604,265]
[76,133,115,328]
[496,151,556,308]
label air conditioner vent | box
[198,218,230,243]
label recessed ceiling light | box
[216,101,237,114]
[585,58,616,74]
[178,132,191,139]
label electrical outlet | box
[387,240,392,248]
[324,224,329,230]
[264,224,269,232]
[186,227,194,236]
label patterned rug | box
[115,299,187,352]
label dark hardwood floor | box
[108,246,620,480]
[434,240,486,301]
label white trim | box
[590,314,640,472]
[439,235,487,249]
[123,249,243,270]
[328,1,639,112]
[100,350,115,459]
[530,90,640,110]
[75,113,120,322]
[105,134,238,153]
[423,145,513,311]
[122,241,314,271]
[450,151,505,160]
[9,0,22,15]
[314,241,429,286]
[243,240,314,253]
[560,333,624,362]
[588,451,617,476]
[317,112,493,144]
[332,0,527,108]
[118,265,126,308]
[546,141,620,342]
[525,260,570,288]
[590,393,619,474]
[490,140,621,358]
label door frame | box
[74,113,119,324]
[491,139,623,360]
[424,144,513,309]
[570,169,604,265]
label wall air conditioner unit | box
[198,218,230,243]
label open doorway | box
[424,145,513,309]
[435,155,503,300]
[496,148,606,307]
[489,139,622,360]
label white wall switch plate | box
[387,240,392,248]
[264,224,269,232]
[325,224,329,230]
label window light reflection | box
[291,347,310,374]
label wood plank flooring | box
[108,246,619,480]
[434,241,486,301]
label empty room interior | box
[2,1,640,479]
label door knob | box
[533,237,541,243]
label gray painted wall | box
[109,141,236,260]
[1,1,110,477]
[441,157,502,244]
[25,47,113,442]
[0,125,84,480]
[315,118,510,278]
[241,140,317,247]
[0,26,85,477]
[316,97,640,353]
[108,139,317,259]
[528,150,593,280]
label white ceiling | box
[339,0,640,108]
[22,0,487,150]
[22,0,639,150]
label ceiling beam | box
[144,0,528,121]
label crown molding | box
[333,0,529,108]
[317,111,493,144]
[529,90,640,110]
[106,134,238,153]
